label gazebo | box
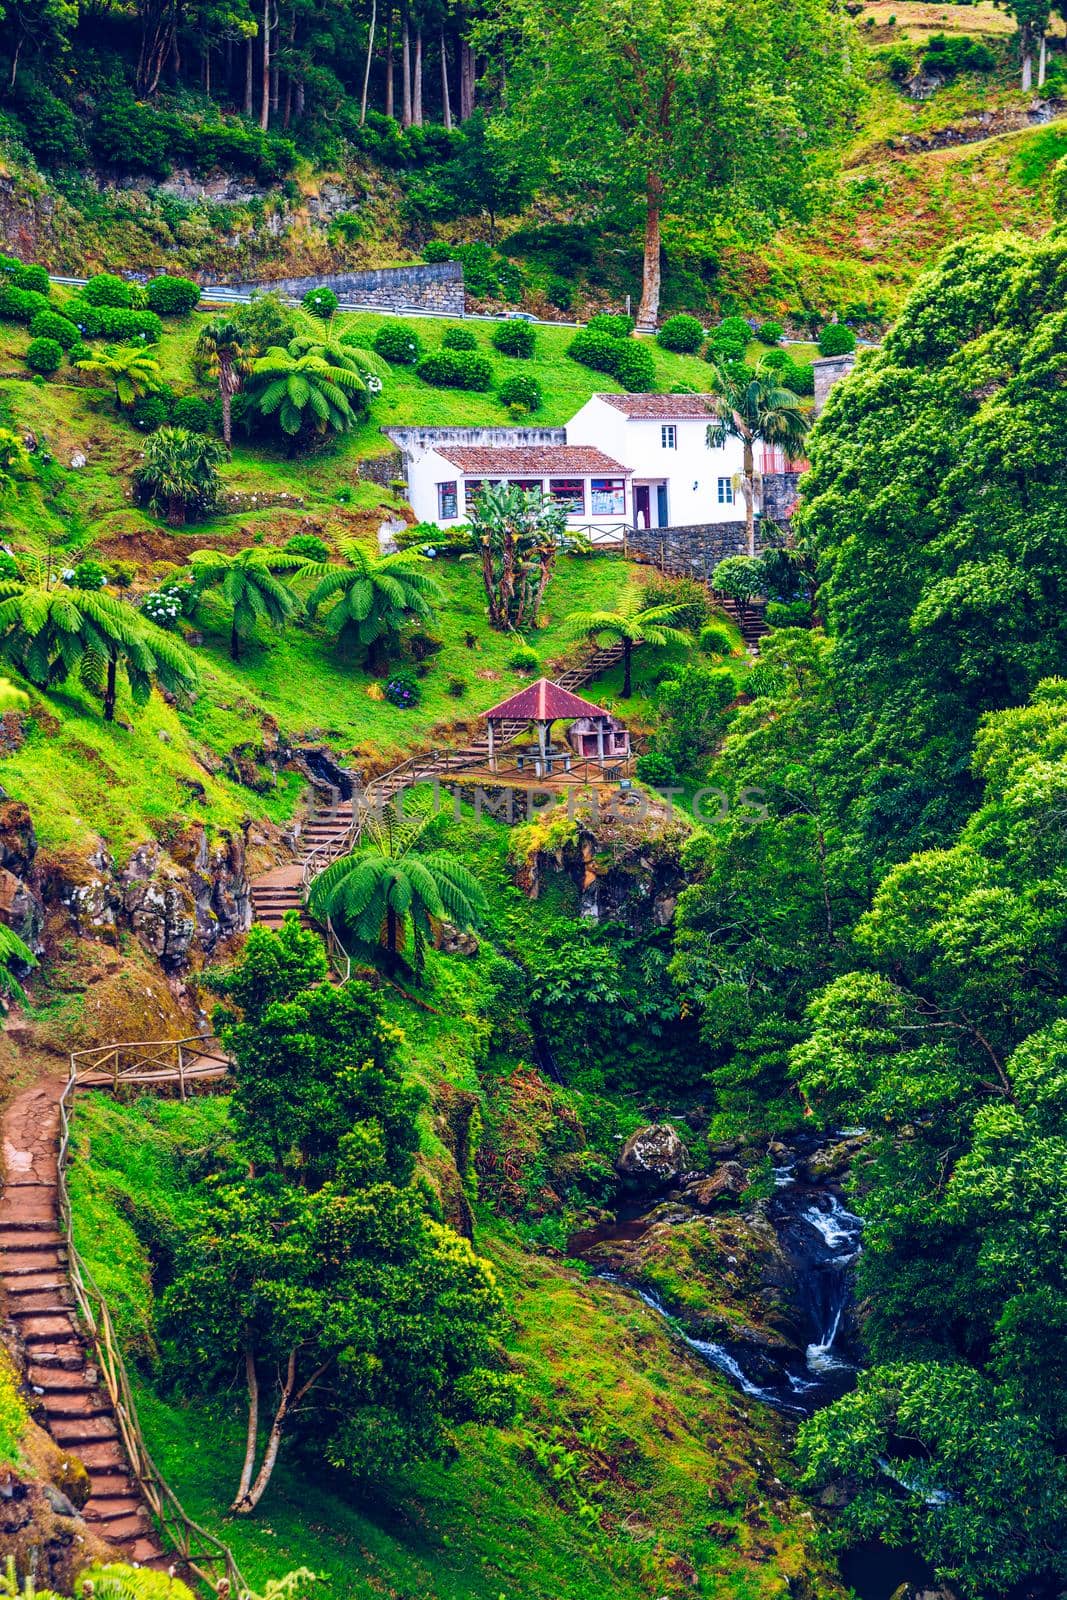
[483,678,627,775]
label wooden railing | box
[69,1037,231,1100]
[59,1043,246,1596]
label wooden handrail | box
[59,1045,247,1596]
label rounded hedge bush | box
[66,302,163,342]
[131,393,170,431]
[491,320,536,358]
[506,644,540,672]
[423,241,453,263]
[586,312,634,339]
[82,273,133,308]
[567,327,623,374]
[285,533,331,561]
[415,347,494,390]
[25,336,62,374]
[171,395,215,433]
[612,340,656,392]
[699,623,735,656]
[704,335,747,365]
[758,320,784,345]
[11,263,49,294]
[657,313,704,353]
[441,324,478,351]
[818,322,857,356]
[373,322,422,364]
[29,309,79,349]
[758,347,789,371]
[716,315,753,345]
[781,358,815,395]
[146,274,201,315]
[302,285,338,319]
[635,751,680,787]
[0,285,50,322]
[498,373,542,411]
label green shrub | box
[0,285,49,322]
[131,394,171,432]
[171,396,215,433]
[921,32,996,75]
[25,336,62,374]
[66,302,163,343]
[447,674,468,697]
[415,348,494,390]
[498,373,543,411]
[373,322,423,364]
[10,263,49,294]
[441,324,478,350]
[285,533,331,560]
[0,553,21,581]
[699,623,735,656]
[567,327,620,373]
[758,320,784,345]
[507,644,540,673]
[704,333,748,364]
[544,274,573,311]
[28,309,78,348]
[781,358,815,395]
[586,313,633,338]
[612,341,656,391]
[68,559,109,590]
[423,241,454,263]
[657,313,704,353]
[82,273,133,308]
[818,322,857,356]
[491,320,536,357]
[716,315,753,344]
[635,751,680,787]
[146,275,201,315]
[765,599,811,628]
[759,347,789,371]
[302,285,339,319]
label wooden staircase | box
[713,593,770,650]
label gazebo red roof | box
[483,677,611,723]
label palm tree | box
[0,573,197,721]
[75,344,164,409]
[135,427,226,527]
[189,547,308,661]
[244,337,385,448]
[195,318,253,448]
[569,599,690,697]
[307,809,487,971]
[304,545,444,670]
[705,361,810,558]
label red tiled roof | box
[434,445,630,475]
[484,678,611,723]
[595,393,715,418]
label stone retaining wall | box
[385,425,567,454]
[227,261,464,314]
[628,521,751,577]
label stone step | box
[6,1288,73,1313]
[74,1439,130,1470]
[26,1344,85,1371]
[85,1509,151,1540]
[15,1313,79,1343]
[1,1256,66,1278]
[28,1366,92,1391]
[40,1390,110,1420]
[123,1537,164,1564]
[0,1202,59,1226]
[49,1414,120,1445]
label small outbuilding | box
[483,678,630,775]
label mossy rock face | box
[51,1449,91,1509]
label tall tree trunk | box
[635,171,663,332]
[743,437,756,559]
[440,27,452,130]
[360,0,378,124]
[103,657,118,722]
[244,34,254,115]
[459,38,474,121]
[386,902,398,956]
[260,0,271,131]
[9,36,22,90]
[412,27,423,125]
[232,1352,331,1513]
[1021,20,1034,89]
[622,637,632,698]
[232,1344,260,1511]
[1039,28,1048,85]
[220,373,233,449]
[294,78,304,118]
[385,4,394,118]
[401,7,412,127]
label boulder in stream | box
[617,1123,691,1190]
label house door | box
[634,485,651,528]
[656,483,669,527]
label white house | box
[391,393,747,539]
[565,394,745,530]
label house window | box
[464,478,498,511]
[661,424,677,450]
[549,478,585,514]
[437,481,459,520]
[717,477,734,505]
[511,478,544,494]
[590,477,626,515]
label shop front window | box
[590,477,626,515]
[549,478,585,514]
